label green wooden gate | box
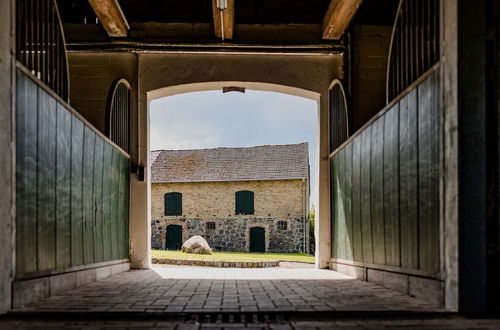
[166,225,182,250]
[250,227,265,252]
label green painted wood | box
[110,149,120,260]
[93,136,104,262]
[55,103,72,269]
[344,143,353,261]
[327,72,439,274]
[37,88,57,271]
[418,71,439,273]
[82,127,95,265]
[123,157,130,259]
[165,192,183,216]
[330,157,337,259]
[250,227,265,252]
[15,70,38,274]
[70,115,84,266]
[360,127,373,263]
[102,143,113,261]
[338,148,346,260]
[15,70,131,277]
[351,136,363,262]
[399,89,419,269]
[383,105,401,267]
[371,118,386,265]
[235,191,253,215]
[118,154,127,258]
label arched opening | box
[147,81,318,258]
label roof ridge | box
[151,142,309,183]
[152,142,308,153]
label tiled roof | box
[151,143,309,183]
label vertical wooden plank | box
[371,118,386,265]
[55,103,71,269]
[15,71,38,274]
[123,157,130,258]
[344,143,353,261]
[93,136,104,263]
[418,72,439,273]
[399,89,419,270]
[360,127,373,264]
[338,149,346,260]
[37,88,56,271]
[119,155,129,258]
[351,136,363,262]
[71,115,84,266]
[383,104,401,267]
[117,154,126,258]
[82,127,95,265]
[330,157,338,259]
[102,143,113,261]
[110,149,120,259]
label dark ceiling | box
[56,0,400,45]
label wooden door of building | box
[166,225,182,250]
[250,227,265,252]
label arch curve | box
[147,81,320,102]
[328,79,349,153]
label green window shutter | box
[236,190,254,215]
[165,192,182,216]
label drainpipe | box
[302,179,307,254]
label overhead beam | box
[88,0,130,37]
[212,0,235,40]
[322,0,362,40]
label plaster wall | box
[67,51,342,268]
[140,52,342,268]
[349,25,392,132]
[0,0,14,314]
[441,0,459,311]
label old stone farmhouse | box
[150,143,310,253]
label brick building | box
[150,143,310,253]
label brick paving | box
[5,266,500,329]
[15,265,442,314]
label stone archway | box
[128,52,342,270]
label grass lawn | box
[152,250,315,263]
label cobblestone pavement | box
[15,265,442,314]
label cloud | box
[149,89,319,207]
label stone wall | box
[151,216,307,253]
[151,179,309,253]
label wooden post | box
[0,0,14,314]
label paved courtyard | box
[15,265,442,314]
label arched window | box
[106,79,131,153]
[235,190,254,215]
[164,192,182,216]
[329,80,349,153]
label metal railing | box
[107,79,131,154]
[16,0,69,102]
[386,0,439,103]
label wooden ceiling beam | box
[88,0,129,37]
[322,0,362,40]
[212,0,235,40]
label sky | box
[149,89,318,209]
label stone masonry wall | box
[151,180,309,253]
